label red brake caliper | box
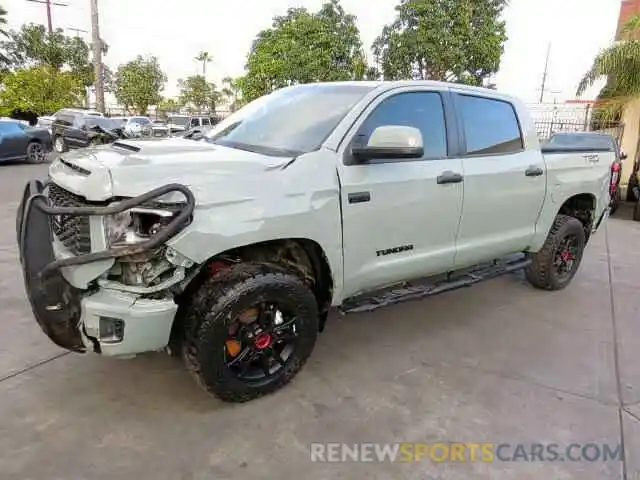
[560,248,574,262]
[254,333,272,350]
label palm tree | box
[0,5,10,67]
[0,5,8,38]
[221,76,242,111]
[195,51,212,78]
[577,15,640,118]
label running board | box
[339,256,532,315]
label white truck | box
[16,81,615,403]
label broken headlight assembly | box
[104,205,180,247]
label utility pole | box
[25,0,68,34]
[90,0,105,113]
[539,43,551,104]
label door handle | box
[436,171,463,184]
[348,191,371,204]
[525,165,544,177]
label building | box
[616,0,640,39]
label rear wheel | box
[182,262,319,403]
[525,215,586,291]
[26,141,46,163]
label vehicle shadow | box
[42,271,531,413]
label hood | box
[48,137,293,202]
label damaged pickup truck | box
[17,81,615,403]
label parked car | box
[176,125,213,140]
[150,119,170,137]
[52,112,123,152]
[0,120,52,163]
[166,114,216,134]
[545,132,627,214]
[36,116,55,135]
[110,116,154,138]
[17,81,614,404]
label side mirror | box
[351,125,424,163]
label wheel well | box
[558,193,596,239]
[170,239,335,347]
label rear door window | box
[457,95,524,155]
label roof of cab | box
[283,80,517,102]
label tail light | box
[610,162,621,196]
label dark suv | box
[51,109,120,153]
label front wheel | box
[525,215,586,291]
[182,262,319,403]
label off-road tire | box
[525,215,586,291]
[182,262,319,403]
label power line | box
[25,0,68,34]
[67,27,88,37]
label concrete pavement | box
[0,162,639,479]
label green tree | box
[114,55,166,114]
[179,74,220,112]
[372,0,507,85]
[0,66,84,115]
[240,0,369,102]
[221,76,243,111]
[157,97,181,117]
[195,50,212,77]
[1,24,106,87]
[577,14,640,121]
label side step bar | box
[339,256,531,315]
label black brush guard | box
[16,180,195,352]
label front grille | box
[47,183,92,255]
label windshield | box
[204,83,376,156]
[168,116,189,126]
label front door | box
[452,92,546,268]
[337,88,464,299]
[0,122,25,159]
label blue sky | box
[3,0,622,102]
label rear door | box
[337,87,464,298]
[65,114,88,147]
[452,92,546,268]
